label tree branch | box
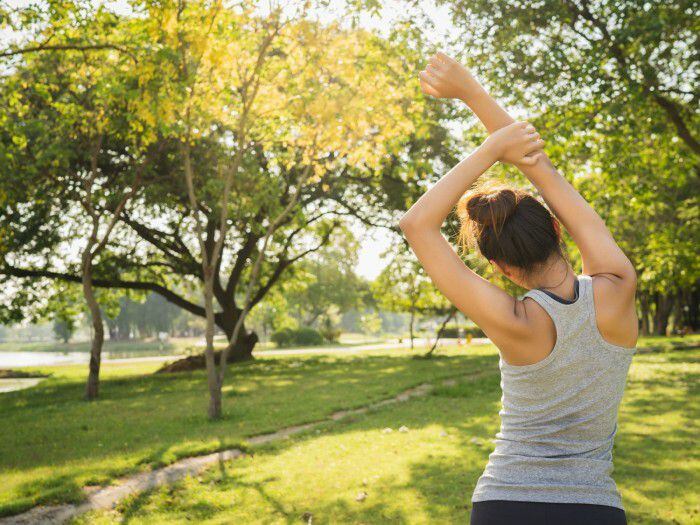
[1,42,138,62]
[2,264,205,317]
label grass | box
[78,344,698,525]
[2,335,698,523]
[635,334,700,352]
[0,345,496,517]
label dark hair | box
[457,182,562,274]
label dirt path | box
[0,369,490,525]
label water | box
[0,337,491,368]
[0,350,180,368]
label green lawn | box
[0,345,496,517]
[2,335,698,523]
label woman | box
[400,53,638,525]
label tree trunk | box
[82,251,103,401]
[425,308,457,357]
[671,291,684,335]
[653,293,673,336]
[217,308,257,361]
[639,293,651,336]
[226,331,258,362]
[208,380,222,419]
[409,308,415,350]
[202,270,221,420]
[155,320,258,373]
[688,285,699,331]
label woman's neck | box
[528,258,577,301]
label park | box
[1,0,698,524]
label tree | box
[283,227,364,328]
[440,0,699,334]
[143,0,423,418]
[53,318,75,343]
[1,2,433,373]
[373,245,452,349]
[0,1,154,398]
[359,310,382,336]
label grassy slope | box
[0,346,496,516]
[77,344,698,525]
[1,335,697,522]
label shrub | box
[271,327,325,347]
[438,325,485,338]
[319,325,341,343]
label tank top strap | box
[521,274,591,335]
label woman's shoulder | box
[496,293,558,366]
[589,273,639,349]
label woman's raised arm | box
[399,118,544,351]
[420,53,637,349]
[420,53,637,285]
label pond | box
[0,350,178,368]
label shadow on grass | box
[1,351,498,517]
[0,474,84,518]
[111,372,503,524]
[93,349,698,524]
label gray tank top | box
[472,274,636,509]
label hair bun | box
[464,187,518,232]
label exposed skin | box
[400,52,638,367]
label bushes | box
[271,327,326,347]
[438,325,485,338]
[319,325,341,343]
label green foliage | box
[440,0,699,333]
[318,314,342,343]
[373,244,452,316]
[0,0,440,345]
[359,310,383,335]
[271,326,326,347]
[105,293,185,339]
[52,318,75,343]
[438,324,486,339]
[280,227,365,323]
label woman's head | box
[457,181,563,286]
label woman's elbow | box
[622,260,638,288]
[398,212,420,234]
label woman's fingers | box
[420,78,441,97]
[519,153,542,166]
[429,56,447,71]
[419,69,440,87]
[524,138,545,155]
[426,63,443,77]
[435,51,453,63]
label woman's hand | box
[484,121,545,166]
[419,52,482,101]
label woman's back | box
[472,274,636,509]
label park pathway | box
[0,368,492,525]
